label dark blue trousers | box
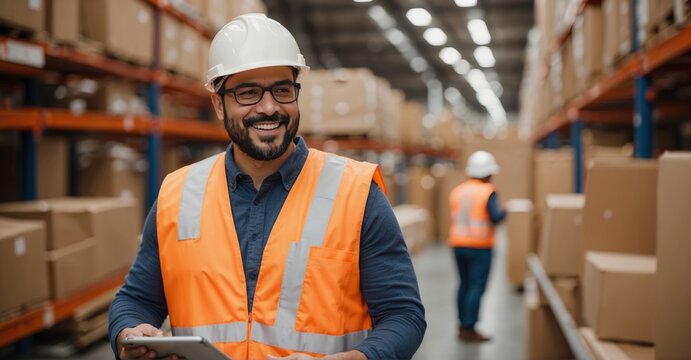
[453,246,493,331]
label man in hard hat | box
[447,150,506,342]
[108,13,425,360]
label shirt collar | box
[224,136,309,192]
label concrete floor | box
[412,228,525,360]
[4,229,525,360]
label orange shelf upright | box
[0,269,127,347]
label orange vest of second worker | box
[447,179,496,249]
[156,148,387,359]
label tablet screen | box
[123,336,233,360]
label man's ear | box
[210,93,224,121]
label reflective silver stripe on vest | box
[251,154,371,353]
[252,322,370,354]
[173,322,247,343]
[453,195,491,237]
[177,155,218,240]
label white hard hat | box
[466,150,499,178]
[205,13,310,92]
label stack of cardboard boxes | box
[525,153,691,359]
[0,198,139,302]
[393,205,431,255]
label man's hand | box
[268,350,367,360]
[116,323,179,360]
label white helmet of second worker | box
[466,151,499,179]
[205,13,310,92]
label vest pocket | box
[295,246,356,335]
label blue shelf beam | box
[20,132,37,200]
[570,120,583,194]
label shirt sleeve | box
[354,183,427,360]
[487,191,507,224]
[108,200,168,356]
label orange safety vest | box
[447,179,496,249]
[156,148,387,360]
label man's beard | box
[224,112,299,161]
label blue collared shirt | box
[108,137,426,360]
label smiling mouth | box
[250,121,282,131]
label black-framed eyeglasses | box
[218,82,301,106]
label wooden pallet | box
[0,300,48,323]
[31,288,118,357]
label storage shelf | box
[159,118,227,141]
[1,110,460,158]
[527,254,593,360]
[0,36,209,100]
[0,269,127,347]
[149,0,215,39]
[0,109,152,136]
[532,24,691,143]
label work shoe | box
[458,327,491,342]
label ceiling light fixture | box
[353,0,373,3]
[467,19,491,45]
[410,57,429,72]
[439,47,461,65]
[406,8,432,26]
[454,0,477,7]
[453,59,471,75]
[473,46,496,67]
[423,27,447,46]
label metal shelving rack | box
[532,0,691,193]
[529,0,690,358]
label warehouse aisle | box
[412,228,525,360]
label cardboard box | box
[81,0,153,66]
[655,152,691,359]
[506,199,534,287]
[0,0,45,32]
[533,149,574,217]
[537,277,581,322]
[0,217,49,314]
[525,293,573,360]
[618,0,632,57]
[406,166,436,236]
[432,163,463,241]
[37,136,68,199]
[178,24,202,79]
[298,68,379,136]
[0,200,92,250]
[583,251,656,344]
[46,0,78,44]
[400,101,426,147]
[580,159,657,278]
[572,5,603,92]
[202,0,230,31]
[0,198,139,280]
[580,327,655,360]
[48,237,97,298]
[160,14,181,72]
[228,0,267,18]
[539,194,585,276]
[603,0,619,69]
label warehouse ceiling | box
[264,0,534,122]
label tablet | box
[123,336,233,360]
